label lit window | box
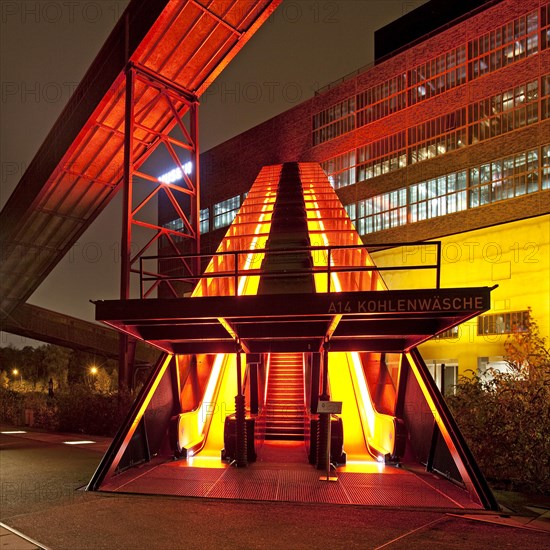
[477,311,529,335]
[200,208,210,234]
[433,327,459,340]
[468,10,539,79]
[213,195,242,230]
[321,150,357,189]
[313,98,356,145]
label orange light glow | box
[192,166,279,298]
[182,164,397,464]
[328,352,396,459]
[175,167,283,457]
[298,164,396,460]
[172,353,239,457]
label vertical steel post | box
[309,353,321,414]
[248,359,259,415]
[190,101,201,276]
[236,346,243,395]
[119,66,135,392]
[321,341,330,400]
[235,343,248,467]
[316,341,331,470]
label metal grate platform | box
[101,460,482,510]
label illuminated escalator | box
[328,352,399,462]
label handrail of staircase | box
[139,241,442,298]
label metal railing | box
[139,241,442,298]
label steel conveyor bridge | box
[2,303,158,365]
[0,0,281,350]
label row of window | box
[409,45,467,105]
[323,74,550,189]
[344,146,550,235]
[212,195,242,230]
[478,311,529,335]
[469,11,539,79]
[165,149,544,240]
[434,310,530,340]
[313,4,550,145]
[161,217,187,248]
[433,310,529,339]
[162,193,244,244]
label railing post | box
[316,339,331,470]
[235,342,248,467]
[327,248,332,292]
[436,241,442,289]
[234,251,239,296]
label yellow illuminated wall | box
[371,214,550,377]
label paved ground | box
[1,426,548,550]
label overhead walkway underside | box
[90,163,498,511]
[0,0,281,322]
[95,287,492,355]
[2,303,158,365]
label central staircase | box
[264,353,305,441]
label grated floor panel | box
[104,459,483,510]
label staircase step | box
[265,434,304,441]
[265,426,304,433]
[264,408,303,412]
[265,401,303,405]
[263,352,305,441]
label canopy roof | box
[95,287,492,354]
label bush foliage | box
[0,385,133,437]
[447,309,550,494]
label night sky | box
[0,0,426,346]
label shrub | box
[0,388,25,425]
[55,385,131,436]
[0,385,134,437]
[448,310,550,494]
[23,392,59,431]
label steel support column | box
[119,66,136,391]
[316,341,331,469]
[119,63,201,390]
[235,343,248,467]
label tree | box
[42,345,70,389]
[448,309,550,494]
[67,350,90,385]
[503,307,550,383]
